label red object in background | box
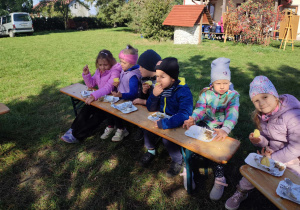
[273,0,292,39]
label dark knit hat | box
[137,50,161,72]
[155,57,179,80]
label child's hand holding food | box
[142,81,152,94]
[113,78,120,87]
[249,129,261,144]
[183,116,195,130]
[83,65,90,75]
[153,82,163,96]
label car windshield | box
[13,14,31,21]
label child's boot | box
[166,160,183,178]
[61,129,79,143]
[209,176,228,200]
[139,150,156,167]
[111,128,129,142]
[100,126,115,139]
[225,185,249,210]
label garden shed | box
[163,5,213,44]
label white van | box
[0,12,34,37]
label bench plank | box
[240,165,300,210]
[0,103,10,115]
[60,83,240,164]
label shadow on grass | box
[1,55,299,208]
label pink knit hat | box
[249,76,279,99]
[119,50,138,65]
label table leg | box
[70,97,84,116]
[182,147,193,194]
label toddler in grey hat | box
[211,57,231,83]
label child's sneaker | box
[180,167,196,191]
[225,187,248,210]
[61,131,79,143]
[111,128,129,142]
[209,176,228,200]
[100,127,115,139]
[139,152,155,167]
[166,161,183,178]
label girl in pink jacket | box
[225,76,300,210]
[61,49,122,143]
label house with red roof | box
[163,5,213,44]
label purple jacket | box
[118,67,141,93]
[82,63,122,100]
[255,94,300,164]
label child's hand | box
[183,116,195,129]
[133,98,146,105]
[83,65,89,75]
[153,83,163,96]
[257,147,272,158]
[142,83,151,94]
[85,95,95,105]
[249,133,261,144]
[111,91,122,98]
[213,129,228,141]
[113,81,120,87]
[154,120,159,128]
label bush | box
[33,17,110,32]
[140,0,175,41]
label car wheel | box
[9,30,15,37]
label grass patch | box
[1,28,300,209]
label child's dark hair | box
[122,44,138,55]
[95,49,116,69]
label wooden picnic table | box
[60,83,241,193]
[0,103,10,115]
[240,165,300,210]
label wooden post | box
[222,0,226,14]
[198,13,204,44]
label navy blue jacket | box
[146,80,193,129]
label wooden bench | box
[0,103,10,115]
[202,32,225,40]
[240,165,300,209]
[60,83,241,193]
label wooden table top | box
[60,83,241,164]
[240,165,300,210]
[0,103,10,115]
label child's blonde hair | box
[95,49,116,69]
[251,97,281,130]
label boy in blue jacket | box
[140,57,194,177]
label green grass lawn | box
[1,28,300,209]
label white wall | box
[69,1,90,17]
[290,0,300,40]
[174,25,200,44]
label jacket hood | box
[273,94,300,118]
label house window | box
[208,3,215,20]
[74,3,77,9]
[2,16,6,24]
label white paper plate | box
[245,153,286,177]
[184,125,216,142]
[276,178,300,204]
[148,112,171,121]
[103,95,120,103]
[111,101,137,114]
[81,90,94,98]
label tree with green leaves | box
[0,0,33,16]
[36,0,88,29]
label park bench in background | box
[60,83,240,194]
